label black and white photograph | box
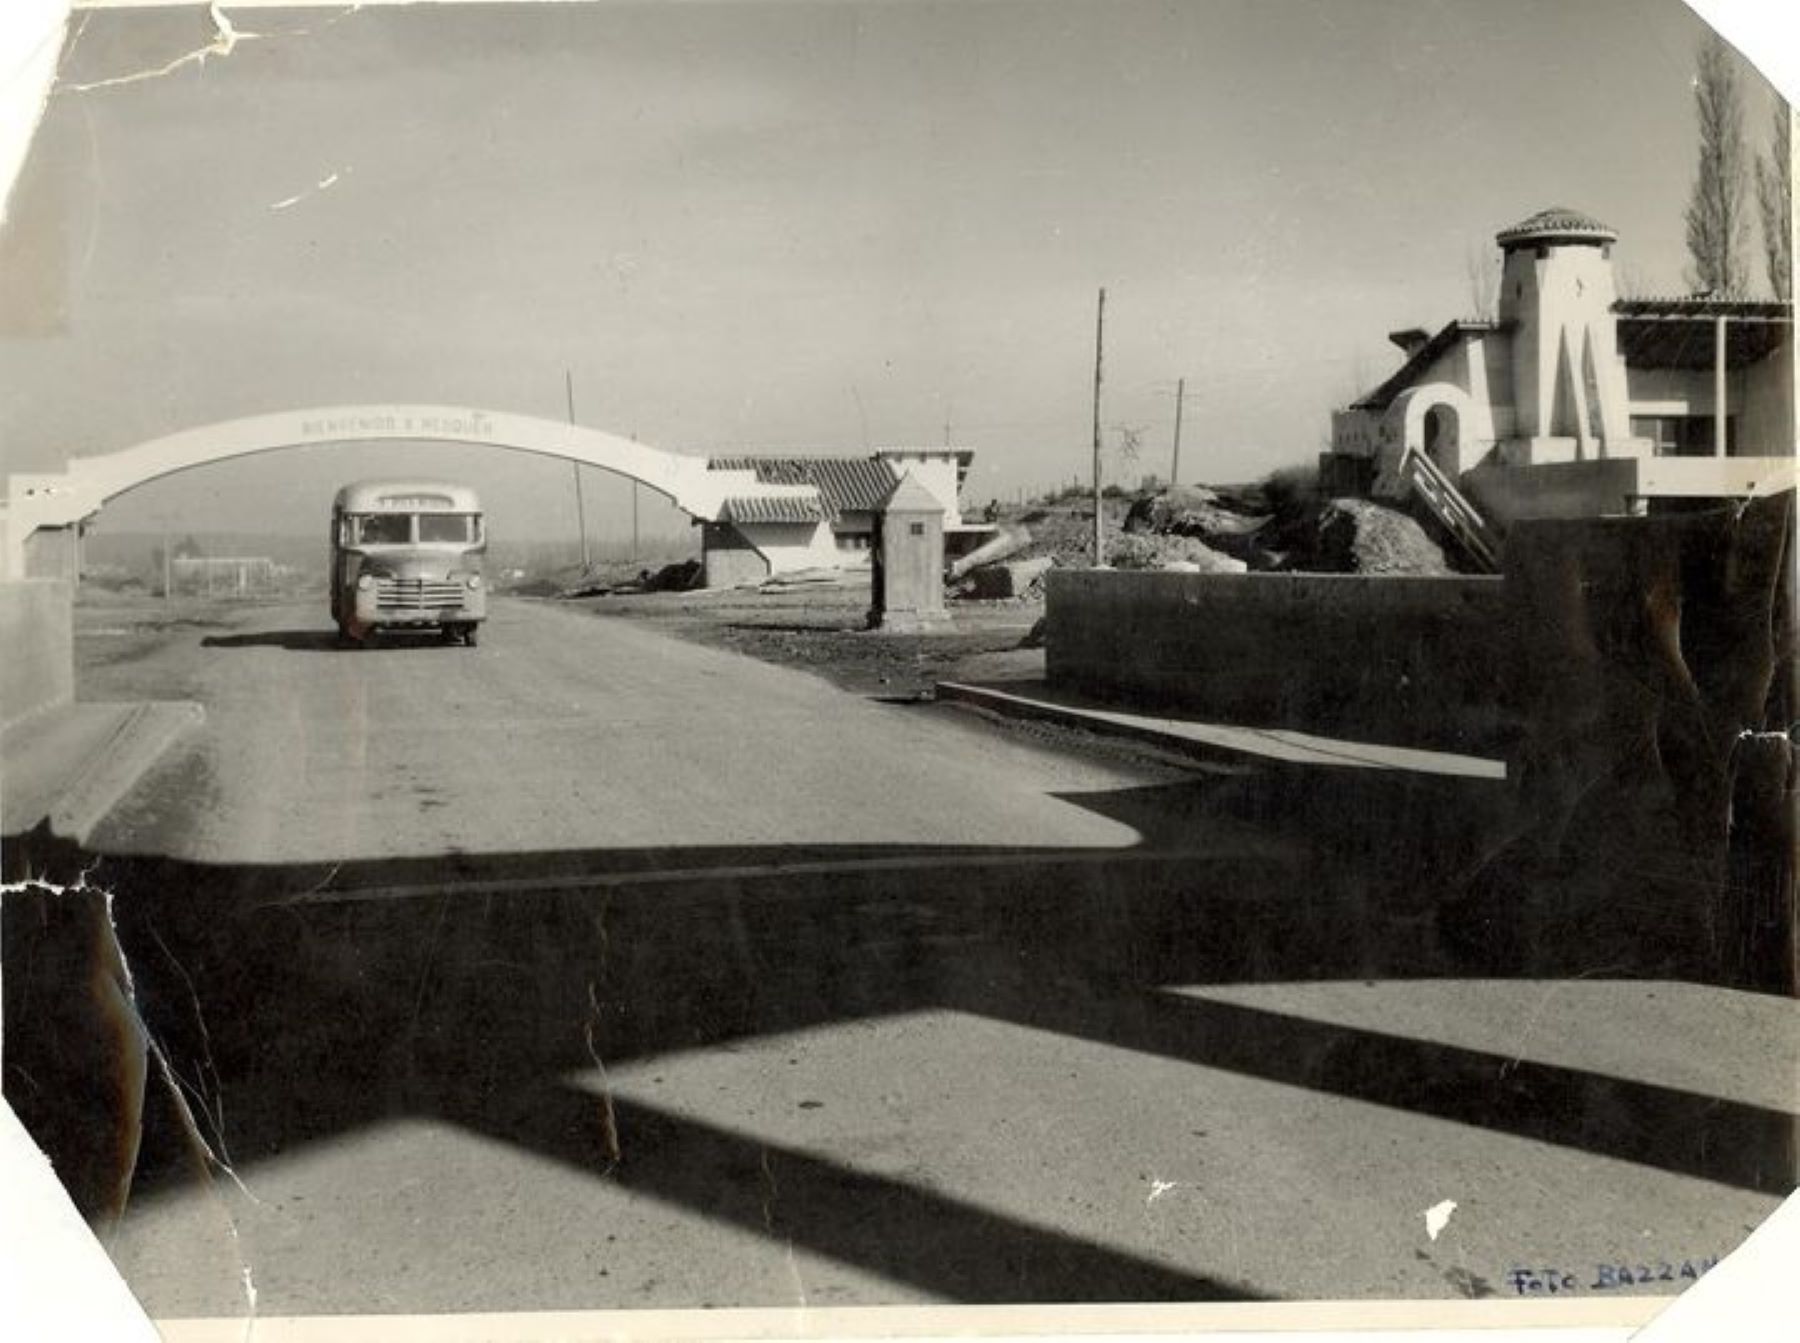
[0,1,1795,1337]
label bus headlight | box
[464,573,482,589]
[356,573,375,591]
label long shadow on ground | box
[4,761,1791,1309]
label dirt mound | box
[1107,532,1247,574]
[1115,466,1455,577]
[1122,486,1268,560]
[1285,497,1453,575]
[1005,498,1136,570]
[558,557,705,598]
[644,558,705,591]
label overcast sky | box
[0,0,1787,545]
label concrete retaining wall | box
[1462,458,1640,527]
[1,580,73,729]
[1045,569,1511,754]
[1043,494,1796,993]
[1499,497,1796,994]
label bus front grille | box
[375,578,465,613]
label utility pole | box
[1170,375,1186,487]
[565,370,591,572]
[1091,287,1106,565]
[630,430,641,560]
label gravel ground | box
[555,575,1046,700]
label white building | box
[1326,208,1794,538]
[699,448,981,586]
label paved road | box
[21,598,1794,1320]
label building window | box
[1630,415,1737,457]
[909,522,925,536]
[835,532,871,551]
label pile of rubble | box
[946,523,1054,599]
[949,473,1456,599]
[559,558,704,599]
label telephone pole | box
[565,370,591,572]
[1091,287,1106,565]
[1170,375,1185,487]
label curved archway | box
[16,406,727,520]
[1391,383,1479,481]
[4,405,817,574]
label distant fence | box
[169,556,280,597]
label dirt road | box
[85,597,1154,864]
[19,596,1791,1320]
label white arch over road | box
[3,405,814,575]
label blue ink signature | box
[1505,1258,1721,1295]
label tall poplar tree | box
[1684,36,1751,296]
[1755,102,1792,300]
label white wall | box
[1737,344,1796,456]
[735,520,842,575]
[1628,348,1795,458]
[876,451,964,526]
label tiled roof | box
[1349,319,1502,411]
[1613,297,1792,319]
[1613,298,1792,370]
[709,455,899,515]
[1495,207,1617,249]
[720,494,829,525]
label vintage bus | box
[330,480,487,646]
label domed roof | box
[1495,207,1618,249]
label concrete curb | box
[936,680,1507,780]
[46,701,205,845]
[936,679,1246,767]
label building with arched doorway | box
[1325,208,1794,538]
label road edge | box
[45,701,205,846]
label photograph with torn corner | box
[0,0,1794,1336]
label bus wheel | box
[463,625,479,647]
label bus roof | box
[332,479,482,513]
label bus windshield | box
[418,513,478,543]
[350,513,480,545]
